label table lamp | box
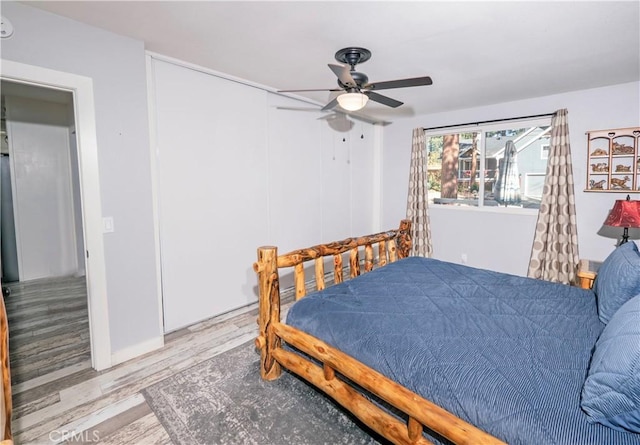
[603,195,640,245]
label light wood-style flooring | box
[6,277,91,387]
[5,277,293,444]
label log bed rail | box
[1,295,12,444]
[253,220,506,445]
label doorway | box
[1,81,91,383]
[2,83,83,281]
[1,60,111,371]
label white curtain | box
[527,109,579,284]
[406,128,433,257]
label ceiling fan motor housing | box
[339,71,369,89]
[335,47,372,68]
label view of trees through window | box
[426,122,551,209]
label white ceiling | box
[24,1,640,122]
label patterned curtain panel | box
[527,109,579,284]
[406,128,433,257]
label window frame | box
[541,143,550,160]
[423,116,552,213]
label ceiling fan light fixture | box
[337,92,369,111]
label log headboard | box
[255,219,412,301]
[253,219,412,380]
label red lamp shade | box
[603,195,640,244]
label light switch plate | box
[102,216,114,233]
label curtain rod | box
[422,112,555,132]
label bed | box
[253,220,640,444]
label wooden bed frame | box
[254,220,506,445]
[1,295,12,444]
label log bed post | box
[253,246,282,381]
[397,219,412,259]
[1,295,12,443]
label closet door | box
[151,58,380,332]
[152,60,269,332]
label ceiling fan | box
[278,47,433,112]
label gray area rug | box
[143,341,386,445]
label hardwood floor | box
[5,277,293,444]
[6,277,91,387]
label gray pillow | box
[594,241,640,324]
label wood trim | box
[254,220,505,444]
[1,60,112,370]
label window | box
[541,144,550,159]
[426,118,551,209]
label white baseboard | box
[110,336,164,366]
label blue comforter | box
[286,257,640,444]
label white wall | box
[1,2,161,354]
[150,58,379,331]
[266,93,378,249]
[4,95,79,280]
[382,81,640,275]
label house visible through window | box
[425,118,552,209]
[541,143,550,159]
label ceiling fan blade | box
[321,97,339,112]
[365,76,433,91]
[278,88,342,93]
[365,91,403,108]
[276,106,323,112]
[277,106,389,125]
[328,64,356,88]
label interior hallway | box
[5,276,91,386]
